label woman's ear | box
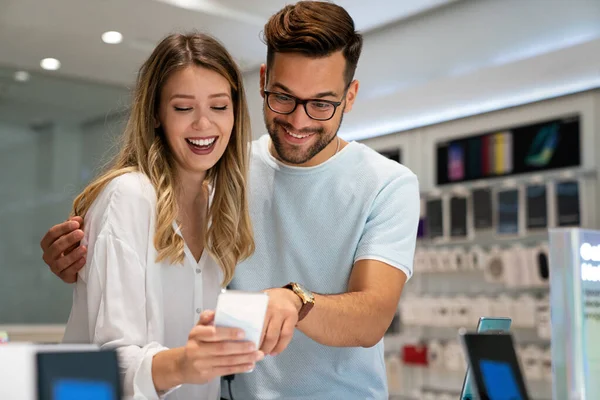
[154,117,160,129]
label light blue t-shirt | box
[224,134,420,400]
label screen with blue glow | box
[479,359,523,400]
[53,379,115,400]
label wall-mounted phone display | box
[472,188,493,230]
[526,184,548,229]
[497,189,519,235]
[426,199,444,239]
[450,196,468,238]
[436,115,580,185]
[556,180,580,227]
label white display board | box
[549,228,600,400]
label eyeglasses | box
[263,90,345,121]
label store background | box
[1,0,600,398]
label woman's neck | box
[175,168,208,217]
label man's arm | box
[296,260,406,348]
[40,216,87,283]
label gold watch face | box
[294,283,314,303]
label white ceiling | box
[0,0,454,87]
[0,0,455,128]
[1,0,599,140]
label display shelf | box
[429,167,596,193]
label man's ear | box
[343,79,360,113]
[259,64,267,98]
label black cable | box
[224,374,235,400]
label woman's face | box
[158,65,234,179]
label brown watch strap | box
[284,283,314,321]
[297,298,314,322]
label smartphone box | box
[214,290,269,349]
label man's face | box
[260,51,358,166]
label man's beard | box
[265,113,344,165]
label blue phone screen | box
[479,359,523,400]
[53,379,115,400]
[461,318,512,399]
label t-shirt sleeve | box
[354,171,420,279]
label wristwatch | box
[284,282,315,321]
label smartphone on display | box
[214,290,269,349]
[448,143,465,181]
[497,189,519,235]
[450,196,468,238]
[526,184,548,229]
[472,188,493,230]
[426,199,444,239]
[460,332,529,400]
[556,180,581,227]
[460,317,512,400]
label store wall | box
[365,89,600,399]
[362,89,599,193]
[0,116,122,325]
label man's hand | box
[40,216,88,283]
[259,288,302,356]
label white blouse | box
[62,172,223,400]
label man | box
[40,1,420,399]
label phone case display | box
[472,188,493,230]
[514,294,538,329]
[502,244,528,288]
[468,246,487,271]
[526,243,550,288]
[450,196,468,238]
[497,188,520,235]
[450,248,469,272]
[483,247,506,284]
[526,184,548,229]
[535,295,551,339]
[427,340,445,369]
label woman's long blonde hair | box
[72,33,255,285]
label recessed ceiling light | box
[102,31,123,44]
[14,71,30,82]
[40,58,61,71]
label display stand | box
[549,228,600,400]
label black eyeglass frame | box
[263,90,346,121]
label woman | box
[62,32,262,399]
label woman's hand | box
[180,310,264,382]
[152,310,264,391]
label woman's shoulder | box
[103,171,157,205]
[86,171,157,230]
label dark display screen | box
[426,199,444,239]
[437,116,580,185]
[473,188,493,230]
[450,196,468,238]
[526,184,548,229]
[497,189,519,235]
